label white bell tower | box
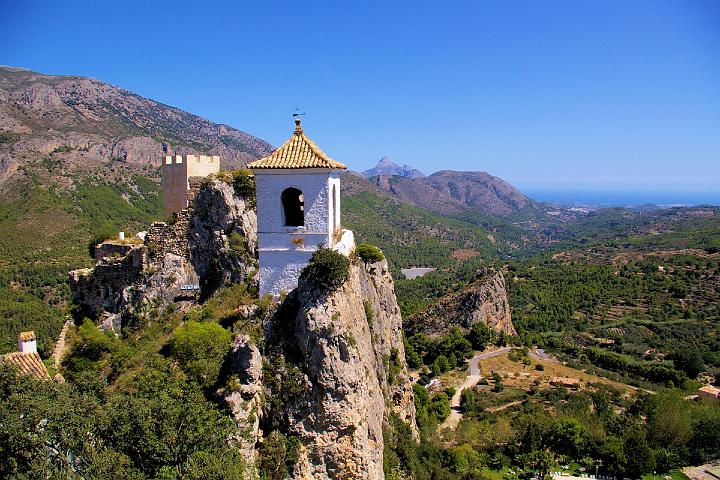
[249,119,347,296]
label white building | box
[248,119,348,296]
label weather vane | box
[292,106,305,119]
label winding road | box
[440,347,512,431]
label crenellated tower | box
[161,154,220,218]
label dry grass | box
[451,249,481,261]
[477,351,638,396]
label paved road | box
[440,347,512,431]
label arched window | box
[281,187,304,227]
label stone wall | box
[161,154,221,218]
[68,243,146,329]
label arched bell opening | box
[281,187,304,227]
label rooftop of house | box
[698,385,720,396]
[2,351,50,380]
[248,119,347,170]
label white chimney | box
[118,231,125,241]
[18,331,37,354]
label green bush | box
[170,321,231,388]
[356,243,384,266]
[403,337,422,369]
[257,430,300,480]
[432,355,451,376]
[468,322,495,351]
[231,170,256,206]
[301,247,350,290]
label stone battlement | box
[162,155,221,217]
[163,154,220,166]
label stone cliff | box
[262,257,417,480]
[405,269,516,337]
[69,176,257,329]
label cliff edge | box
[263,256,416,479]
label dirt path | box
[440,347,512,431]
[487,399,523,413]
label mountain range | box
[0,66,272,185]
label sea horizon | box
[521,188,720,208]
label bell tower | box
[248,119,347,296]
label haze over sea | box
[523,188,720,208]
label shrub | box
[428,392,451,421]
[363,300,374,326]
[301,247,350,290]
[404,337,422,369]
[356,243,384,267]
[228,231,251,260]
[170,321,231,388]
[460,387,478,413]
[230,170,256,206]
[468,322,495,351]
[432,355,451,376]
[257,430,300,480]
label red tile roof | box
[2,352,50,380]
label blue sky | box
[2,0,719,193]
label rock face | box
[68,177,257,328]
[225,334,263,478]
[265,258,416,480]
[405,269,516,337]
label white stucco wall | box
[258,249,316,297]
[254,168,343,296]
[18,339,37,354]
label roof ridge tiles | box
[248,120,347,170]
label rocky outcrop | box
[225,334,263,479]
[68,177,257,328]
[264,257,416,480]
[405,269,516,337]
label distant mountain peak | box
[361,156,425,179]
[377,156,393,166]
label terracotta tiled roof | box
[18,331,35,341]
[699,385,720,397]
[2,352,50,380]
[248,120,347,170]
